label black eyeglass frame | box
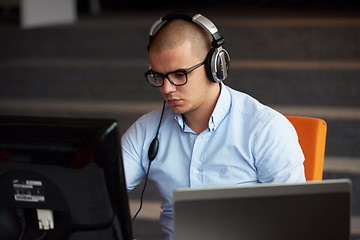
[145,61,205,87]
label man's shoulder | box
[122,107,168,140]
[226,86,276,115]
[225,85,286,126]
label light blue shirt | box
[121,83,305,239]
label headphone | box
[147,12,230,83]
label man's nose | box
[161,78,176,94]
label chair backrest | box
[286,116,327,181]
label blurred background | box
[0,0,359,239]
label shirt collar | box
[209,82,231,131]
[174,114,187,131]
[174,82,231,132]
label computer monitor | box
[0,115,133,240]
[174,179,351,240]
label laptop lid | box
[174,179,351,240]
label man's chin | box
[170,105,187,115]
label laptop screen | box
[174,179,351,240]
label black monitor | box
[0,115,133,240]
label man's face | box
[149,41,215,117]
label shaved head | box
[149,19,212,60]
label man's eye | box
[154,74,163,79]
[173,72,185,77]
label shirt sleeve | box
[121,119,147,191]
[253,113,306,183]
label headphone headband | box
[148,13,225,49]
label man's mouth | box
[167,98,181,106]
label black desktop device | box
[174,179,351,240]
[0,115,133,240]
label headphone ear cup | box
[204,48,216,82]
[212,47,230,83]
[205,47,230,83]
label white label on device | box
[13,179,45,202]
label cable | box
[147,100,166,162]
[35,231,47,240]
[17,208,26,240]
[16,209,49,240]
[132,100,166,222]
[132,163,152,222]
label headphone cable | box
[132,100,166,222]
[132,163,151,222]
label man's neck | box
[183,84,221,135]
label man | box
[121,13,305,240]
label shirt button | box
[193,169,199,175]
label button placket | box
[189,132,209,187]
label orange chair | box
[286,116,327,181]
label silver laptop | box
[173,179,351,240]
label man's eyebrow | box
[151,68,187,75]
[149,70,165,75]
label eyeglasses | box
[145,61,205,87]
